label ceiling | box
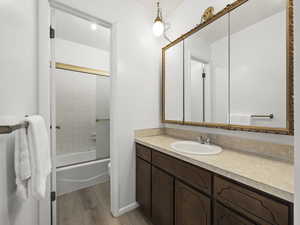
[54,0,284,51]
[137,0,183,18]
[54,0,183,51]
[55,9,110,51]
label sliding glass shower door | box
[53,9,111,167]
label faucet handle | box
[205,137,211,145]
[197,136,205,144]
[198,135,210,144]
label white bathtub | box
[56,158,110,196]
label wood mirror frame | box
[162,0,294,135]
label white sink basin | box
[171,141,222,155]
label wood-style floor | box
[57,182,152,225]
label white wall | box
[54,0,161,212]
[294,0,299,223]
[0,0,39,225]
[55,38,110,71]
[166,0,293,145]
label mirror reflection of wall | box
[163,0,291,132]
[184,15,229,124]
[230,0,286,128]
[164,41,184,122]
[185,58,207,123]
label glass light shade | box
[90,23,98,31]
[152,20,164,37]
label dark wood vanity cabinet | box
[136,156,151,218]
[152,150,212,195]
[214,203,256,225]
[136,143,152,162]
[136,143,294,225]
[152,166,174,225]
[214,176,290,225]
[175,180,211,225]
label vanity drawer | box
[152,150,212,195]
[214,176,290,225]
[136,144,152,162]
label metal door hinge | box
[51,191,56,202]
[50,125,61,130]
[50,26,55,39]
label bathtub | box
[56,158,110,196]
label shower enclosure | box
[51,8,111,197]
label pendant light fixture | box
[152,1,164,37]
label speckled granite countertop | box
[135,135,294,202]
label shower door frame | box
[39,1,120,224]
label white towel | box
[26,115,51,199]
[230,113,251,125]
[14,126,31,200]
[0,116,31,200]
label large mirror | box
[163,41,184,122]
[162,0,293,135]
[184,14,229,125]
[230,0,287,128]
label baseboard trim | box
[118,202,139,216]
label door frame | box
[38,1,120,224]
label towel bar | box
[251,114,274,119]
[0,122,29,134]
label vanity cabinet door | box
[175,180,211,225]
[136,157,151,218]
[214,203,256,225]
[214,176,290,225]
[152,166,174,225]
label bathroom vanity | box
[136,0,295,223]
[135,135,294,225]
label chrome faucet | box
[197,135,211,145]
